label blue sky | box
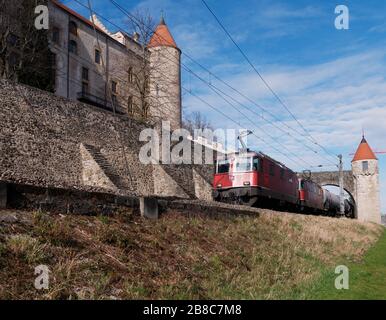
[62,0,386,212]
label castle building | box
[48,0,182,126]
[351,136,381,224]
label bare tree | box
[120,10,178,123]
[127,9,156,47]
[0,0,54,91]
[183,111,213,134]
[121,9,155,121]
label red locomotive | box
[213,138,354,217]
[213,151,299,208]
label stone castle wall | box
[0,80,152,196]
[49,1,146,115]
[0,80,213,204]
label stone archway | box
[309,170,354,199]
[309,171,356,218]
[320,183,356,216]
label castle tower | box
[148,17,182,130]
[351,136,381,224]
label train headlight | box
[243,181,251,186]
[217,184,222,188]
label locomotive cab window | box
[217,159,230,174]
[253,157,260,171]
[235,157,252,172]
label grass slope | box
[0,208,383,300]
[307,230,386,300]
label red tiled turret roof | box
[352,136,377,162]
[148,17,178,49]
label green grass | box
[307,229,386,300]
[0,209,384,299]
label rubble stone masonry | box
[0,80,214,206]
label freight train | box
[212,150,355,218]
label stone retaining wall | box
[0,80,214,203]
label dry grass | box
[0,208,383,300]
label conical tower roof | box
[148,17,178,49]
[352,136,377,162]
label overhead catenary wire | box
[69,0,337,169]
[200,0,338,163]
[107,0,338,167]
[183,54,338,166]
[105,0,321,169]
[180,64,313,168]
[181,85,307,169]
[57,56,306,168]
[181,64,331,167]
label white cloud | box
[183,49,386,210]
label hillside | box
[0,205,383,300]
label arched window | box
[69,40,78,54]
[127,96,133,114]
[128,67,133,83]
[95,48,101,64]
[69,21,78,36]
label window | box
[82,67,89,81]
[253,157,260,171]
[127,96,133,114]
[234,157,252,172]
[69,21,78,36]
[82,67,89,94]
[217,159,230,174]
[82,82,89,94]
[52,27,60,44]
[111,81,118,94]
[95,49,101,64]
[269,164,275,176]
[69,40,77,54]
[362,161,369,172]
[128,67,133,83]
